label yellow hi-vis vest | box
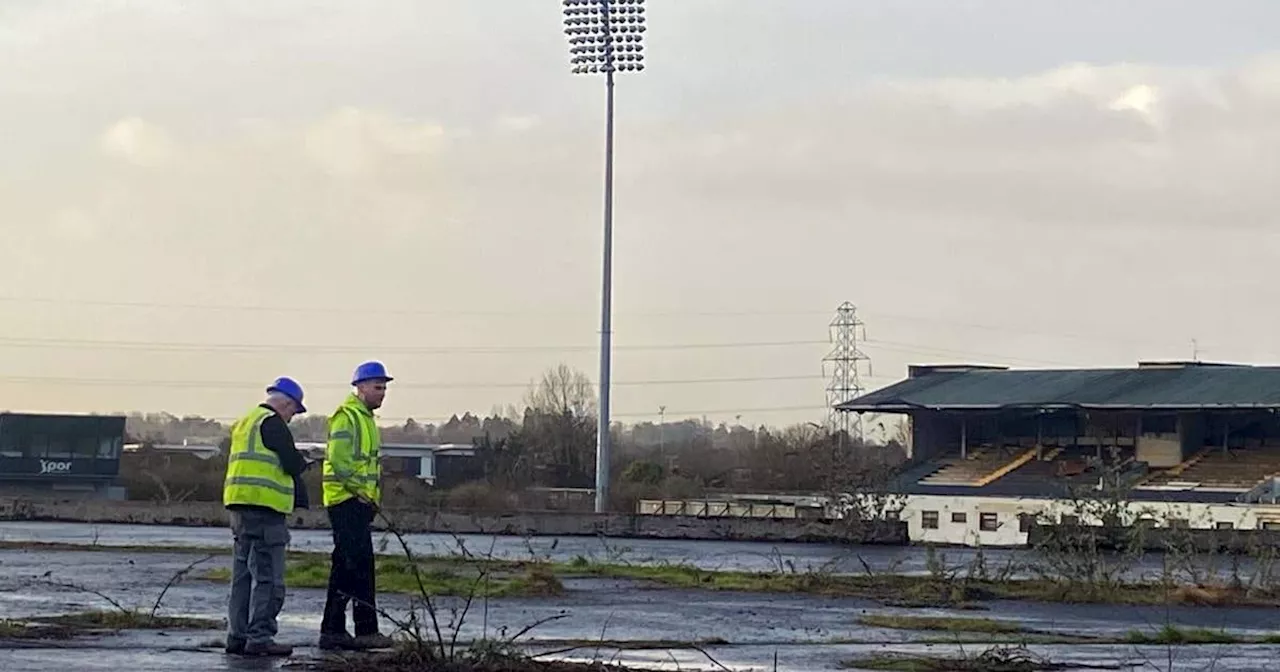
[322,393,382,507]
[223,406,295,515]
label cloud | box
[49,207,99,242]
[303,107,446,178]
[621,55,1280,231]
[99,117,175,167]
[495,115,540,133]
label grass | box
[31,610,221,631]
[1124,625,1242,645]
[855,614,1118,646]
[840,646,1074,672]
[15,539,1280,609]
[0,619,74,640]
[858,614,1025,634]
[556,562,1280,609]
[202,554,565,598]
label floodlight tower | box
[562,0,646,513]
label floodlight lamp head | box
[562,0,647,76]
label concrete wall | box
[0,497,908,545]
[900,493,1280,547]
[1029,525,1280,553]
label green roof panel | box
[837,364,1280,411]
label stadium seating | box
[917,447,1035,486]
[1140,446,1280,492]
[994,446,1088,487]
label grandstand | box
[837,361,1280,503]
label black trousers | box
[321,499,378,636]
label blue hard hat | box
[351,360,393,386]
[266,376,307,413]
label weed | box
[0,619,74,640]
[27,553,219,634]
[840,645,1080,672]
[1124,625,1240,645]
[32,610,219,631]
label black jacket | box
[227,403,310,513]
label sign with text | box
[39,459,73,475]
[0,457,117,479]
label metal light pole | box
[659,405,666,452]
[562,0,646,513]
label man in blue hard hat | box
[318,361,395,651]
[223,377,311,657]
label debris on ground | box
[282,640,648,672]
[32,609,221,631]
[840,644,1131,672]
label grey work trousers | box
[227,508,290,646]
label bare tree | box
[524,364,596,418]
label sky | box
[2,1,1280,430]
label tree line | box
[121,364,909,504]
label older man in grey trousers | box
[223,378,311,657]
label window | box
[1018,513,1034,533]
[98,437,121,459]
[951,512,967,524]
[1261,521,1280,531]
[26,433,49,459]
[73,436,97,458]
[46,435,72,458]
[0,422,17,458]
[1060,515,1080,526]
[921,511,939,530]
[979,513,999,532]
[1215,522,1234,530]
[1167,518,1189,529]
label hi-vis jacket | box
[322,393,382,507]
[223,406,295,514]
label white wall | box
[897,493,1280,547]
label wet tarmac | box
[0,521,1268,582]
[1,523,1279,670]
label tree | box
[524,364,596,418]
[514,364,598,489]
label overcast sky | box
[2,1,1280,429]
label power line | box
[0,335,827,355]
[864,338,1081,368]
[0,293,1194,349]
[0,294,832,319]
[0,373,827,390]
[193,405,831,424]
[864,309,1183,350]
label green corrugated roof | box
[837,364,1280,411]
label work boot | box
[318,631,357,651]
[243,641,293,657]
[351,632,395,650]
[224,637,245,655]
